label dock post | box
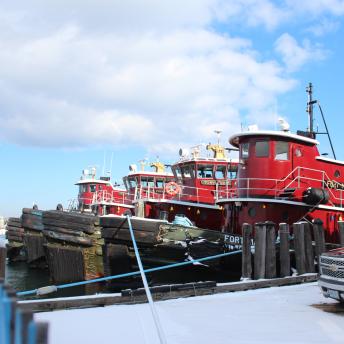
[312,219,325,269]
[338,221,344,246]
[293,222,306,275]
[0,246,6,282]
[265,221,276,279]
[279,223,290,277]
[35,322,49,344]
[254,222,266,280]
[241,223,252,280]
[304,222,315,273]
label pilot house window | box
[215,165,226,179]
[255,141,269,157]
[275,141,289,160]
[197,165,214,178]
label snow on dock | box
[36,282,343,344]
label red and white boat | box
[134,141,239,230]
[217,83,343,243]
[75,167,134,216]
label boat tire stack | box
[42,211,104,283]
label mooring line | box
[126,215,167,344]
[16,246,242,297]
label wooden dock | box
[18,274,318,312]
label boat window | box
[189,164,196,179]
[181,165,192,178]
[156,178,164,188]
[128,177,137,188]
[90,184,96,192]
[141,176,155,187]
[228,164,238,179]
[172,166,182,179]
[215,165,226,179]
[79,185,88,193]
[241,143,249,159]
[275,141,289,160]
[335,170,341,178]
[255,141,269,157]
[197,164,214,178]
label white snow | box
[35,282,344,344]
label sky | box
[1,0,344,217]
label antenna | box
[109,152,114,180]
[102,151,106,176]
[214,130,222,144]
[306,82,317,137]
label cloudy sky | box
[1,0,344,216]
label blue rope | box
[17,249,242,296]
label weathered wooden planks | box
[43,210,104,283]
[45,243,85,283]
[0,246,6,281]
[19,274,318,313]
[241,223,252,279]
[279,223,290,277]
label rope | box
[17,249,242,297]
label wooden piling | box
[265,222,276,279]
[304,222,315,273]
[293,222,306,275]
[0,246,6,281]
[103,243,131,277]
[20,310,34,344]
[254,222,266,280]
[241,223,252,280]
[36,322,49,344]
[338,221,344,246]
[279,223,290,277]
[313,219,325,268]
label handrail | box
[216,165,344,209]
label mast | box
[306,82,316,137]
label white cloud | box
[1,0,341,155]
[306,18,340,36]
[274,33,327,72]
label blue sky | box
[1,0,344,216]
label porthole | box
[335,170,340,178]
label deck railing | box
[216,166,344,208]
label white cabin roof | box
[75,179,110,185]
[229,131,319,147]
[315,156,344,166]
[126,171,174,177]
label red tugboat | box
[134,139,239,230]
[217,83,343,243]
[75,167,134,216]
[123,160,175,204]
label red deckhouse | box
[217,83,343,243]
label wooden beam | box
[18,274,318,313]
[279,223,290,277]
[0,246,6,281]
[241,223,252,280]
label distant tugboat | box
[132,138,238,230]
[218,83,344,243]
